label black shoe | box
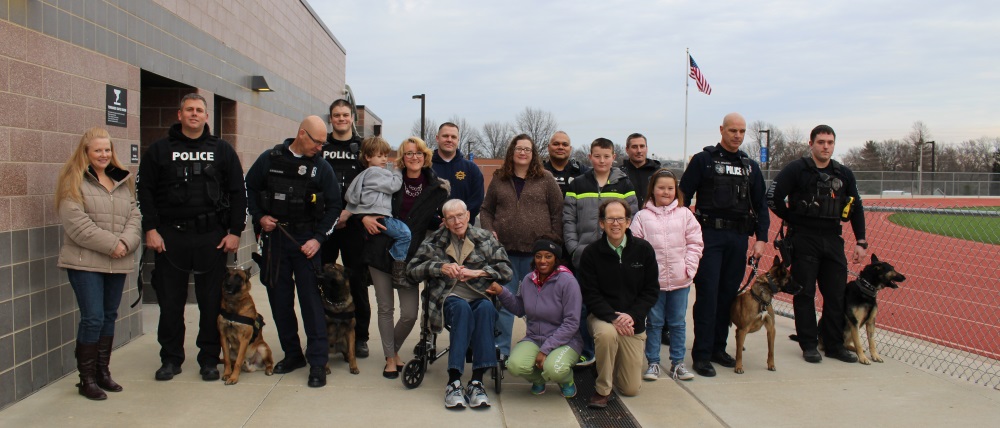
[825,348,859,363]
[711,351,736,368]
[803,349,823,363]
[693,360,716,377]
[383,369,399,379]
[200,365,220,381]
[307,366,327,388]
[355,341,369,359]
[273,357,307,374]
[155,363,182,381]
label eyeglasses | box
[513,147,532,154]
[444,212,468,224]
[303,130,325,147]
[602,217,629,225]
[403,151,425,158]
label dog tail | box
[788,334,800,342]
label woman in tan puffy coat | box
[55,127,142,400]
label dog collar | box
[857,278,879,298]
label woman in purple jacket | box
[486,239,582,398]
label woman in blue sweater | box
[487,239,583,397]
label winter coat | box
[620,158,662,207]
[480,170,563,253]
[344,167,402,217]
[431,149,484,224]
[629,200,704,291]
[577,230,659,335]
[497,265,583,355]
[563,168,638,267]
[406,225,513,333]
[58,166,142,273]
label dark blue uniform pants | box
[691,227,748,361]
[265,229,329,368]
[789,231,848,352]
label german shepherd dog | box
[318,263,359,375]
[841,254,905,365]
[730,255,794,374]
[218,267,274,385]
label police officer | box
[767,124,867,364]
[319,99,371,358]
[679,112,768,377]
[246,116,342,387]
[138,93,247,382]
[543,131,590,195]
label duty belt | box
[698,216,746,231]
[167,212,219,233]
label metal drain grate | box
[565,367,643,428]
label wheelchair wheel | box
[402,359,426,389]
[492,364,502,394]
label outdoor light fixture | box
[251,75,273,92]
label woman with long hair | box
[55,127,142,400]
[480,134,563,359]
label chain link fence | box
[762,198,1000,389]
[760,170,1000,197]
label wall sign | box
[131,144,139,163]
[106,85,127,127]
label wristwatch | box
[856,240,868,249]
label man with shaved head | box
[246,115,343,387]
[679,112,768,377]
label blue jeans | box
[382,217,412,261]
[645,287,691,364]
[495,254,532,356]
[67,269,126,344]
[444,296,497,373]
[579,304,594,359]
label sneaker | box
[444,380,467,409]
[577,354,596,367]
[530,382,546,395]
[465,380,490,408]
[560,381,577,398]
[643,363,660,381]
[670,362,695,381]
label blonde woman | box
[56,127,142,400]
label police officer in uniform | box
[138,93,247,382]
[543,131,590,195]
[246,116,342,387]
[679,113,768,377]
[320,99,371,358]
[767,124,866,364]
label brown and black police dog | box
[318,263,359,375]
[218,267,274,385]
[841,254,905,365]
[730,255,794,374]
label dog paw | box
[325,367,332,375]
[872,356,883,363]
[265,370,274,376]
[767,366,776,371]
[734,367,744,374]
[859,358,871,365]
[350,368,360,375]
[225,378,239,385]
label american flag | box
[689,55,712,95]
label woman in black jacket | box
[361,137,449,378]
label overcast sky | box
[313,0,999,160]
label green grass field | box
[887,207,1000,245]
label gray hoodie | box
[344,167,402,217]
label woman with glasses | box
[480,134,564,361]
[629,168,704,382]
[361,136,449,378]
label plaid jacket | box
[406,225,513,333]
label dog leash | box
[738,256,760,294]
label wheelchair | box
[401,294,503,393]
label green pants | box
[506,341,578,385]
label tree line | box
[410,107,560,159]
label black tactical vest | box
[321,136,361,197]
[155,137,222,215]
[789,157,849,221]
[260,145,324,224]
[695,146,752,217]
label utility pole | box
[412,94,425,142]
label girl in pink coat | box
[629,169,704,381]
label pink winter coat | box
[629,200,704,291]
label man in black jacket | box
[620,132,662,207]
[544,131,590,195]
[577,199,659,409]
[138,93,247,382]
[767,124,867,364]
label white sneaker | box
[465,380,490,408]
[670,362,695,381]
[643,363,660,381]
[445,380,467,408]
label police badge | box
[298,165,307,175]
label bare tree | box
[409,118,438,148]
[480,121,516,159]
[515,107,558,159]
[571,146,591,168]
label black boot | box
[96,336,123,392]
[391,260,408,287]
[76,343,107,400]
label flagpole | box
[683,48,690,171]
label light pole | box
[760,129,771,172]
[412,94,425,142]
[925,141,936,194]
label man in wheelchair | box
[407,199,513,409]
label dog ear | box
[870,253,879,263]
[772,254,781,268]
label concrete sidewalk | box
[0,277,996,427]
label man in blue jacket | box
[432,122,484,224]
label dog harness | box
[219,309,265,344]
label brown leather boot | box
[96,336,123,392]
[76,343,107,400]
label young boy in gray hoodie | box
[345,136,411,285]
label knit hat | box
[531,239,562,259]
